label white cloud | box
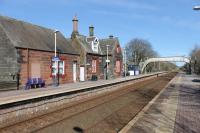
[92,8,200,31]
[0,0,71,6]
[92,9,155,21]
[84,0,159,11]
[160,15,200,30]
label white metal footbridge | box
[141,56,191,73]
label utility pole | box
[106,45,110,80]
[124,48,127,77]
[134,51,137,65]
[123,48,125,76]
[54,30,59,86]
[194,56,197,73]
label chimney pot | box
[109,35,114,39]
[72,15,78,33]
[89,25,94,36]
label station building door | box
[73,62,77,82]
[80,67,85,81]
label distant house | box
[71,16,104,81]
[99,35,123,79]
[0,16,80,87]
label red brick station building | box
[0,15,123,88]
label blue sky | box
[1,0,200,57]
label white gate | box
[80,67,85,81]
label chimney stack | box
[72,15,78,33]
[89,25,94,36]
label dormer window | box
[92,41,98,53]
[86,36,99,53]
[91,37,99,53]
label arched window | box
[116,46,121,53]
[92,60,97,73]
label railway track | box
[0,73,176,133]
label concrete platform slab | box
[0,73,162,108]
[120,73,200,133]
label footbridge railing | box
[141,56,191,73]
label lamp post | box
[54,30,59,57]
[54,30,59,86]
[194,56,197,73]
[123,48,127,77]
[145,57,148,74]
[106,45,110,80]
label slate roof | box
[99,38,119,55]
[0,16,78,55]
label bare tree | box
[125,38,158,65]
[190,45,200,74]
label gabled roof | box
[0,16,78,55]
[76,35,103,55]
[99,38,119,55]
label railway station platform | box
[0,73,162,108]
[120,73,200,133]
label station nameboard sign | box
[52,56,60,61]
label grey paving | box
[174,74,200,133]
[125,73,200,133]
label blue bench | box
[25,78,45,90]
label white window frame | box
[52,60,65,75]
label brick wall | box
[18,48,80,86]
[86,54,103,80]
[113,44,123,78]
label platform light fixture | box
[123,48,127,77]
[106,45,110,80]
[54,30,59,87]
[54,30,59,57]
[193,5,200,10]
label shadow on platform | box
[192,79,200,83]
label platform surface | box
[123,73,200,133]
[0,73,159,106]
